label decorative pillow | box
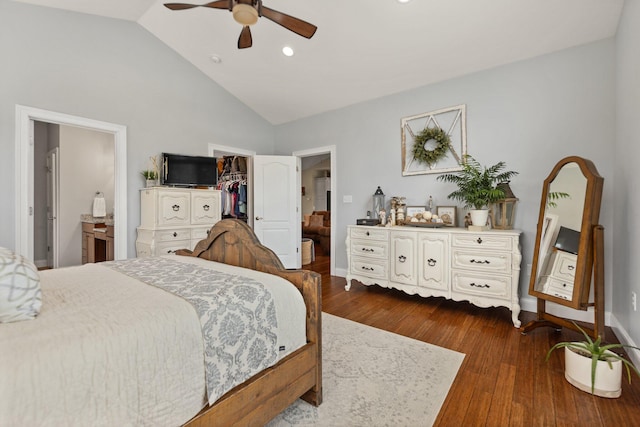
[0,247,42,323]
[309,215,324,227]
[303,214,311,227]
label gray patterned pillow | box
[0,247,42,323]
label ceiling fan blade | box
[164,1,228,11]
[238,26,252,49]
[260,5,317,39]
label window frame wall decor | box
[401,104,467,176]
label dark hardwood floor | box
[304,247,640,426]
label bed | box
[0,219,322,426]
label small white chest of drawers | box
[136,187,221,257]
[538,249,577,301]
[346,225,522,327]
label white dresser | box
[538,249,577,301]
[346,225,522,327]
[136,187,221,257]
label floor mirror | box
[522,156,604,339]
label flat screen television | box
[161,153,218,187]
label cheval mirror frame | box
[522,156,605,339]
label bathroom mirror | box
[523,156,604,337]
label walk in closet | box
[216,156,249,223]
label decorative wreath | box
[412,127,451,166]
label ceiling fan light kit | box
[232,3,258,26]
[164,0,317,49]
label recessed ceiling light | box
[397,0,412,3]
[209,55,222,64]
[282,46,294,57]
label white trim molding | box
[15,105,128,261]
[293,145,337,277]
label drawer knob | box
[366,231,370,236]
[203,204,210,211]
[398,255,406,263]
[476,237,483,244]
[173,232,178,237]
[470,282,490,289]
[470,259,490,264]
[362,247,374,252]
[362,266,374,271]
[427,258,437,267]
[567,265,575,270]
[172,204,180,212]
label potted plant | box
[437,155,518,226]
[546,322,640,398]
[141,155,159,187]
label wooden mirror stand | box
[522,156,605,339]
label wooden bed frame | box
[175,219,322,426]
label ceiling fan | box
[164,0,317,49]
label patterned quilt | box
[105,257,279,405]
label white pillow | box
[0,247,42,323]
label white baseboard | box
[609,313,640,368]
[519,295,612,325]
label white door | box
[253,155,300,269]
[46,148,60,268]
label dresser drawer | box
[350,239,389,259]
[451,234,512,251]
[157,191,191,226]
[350,256,389,280]
[452,271,511,299]
[156,239,191,255]
[451,249,511,274]
[541,277,574,301]
[156,229,191,242]
[350,226,388,241]
[191,227,212,241]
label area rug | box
[267,313,465,427]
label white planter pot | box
[469,209,489,227]
[564,346,622,398]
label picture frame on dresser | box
[436,206,457,227]
[406,206,427,217]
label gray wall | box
[0,0,275,256]
[275,39,616,316]
[58,125,115,267]
[1,0,636,349]
[614,0,640,350]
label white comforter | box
[0,256,306,427]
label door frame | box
[293,145,336,276]
[209,143,336,276]
[46,147,60,268]
[208,143,256,228]
[15,105,127,261]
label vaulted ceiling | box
[13,0,624,124]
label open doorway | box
[15,105,127,264]
[33,122,116,268]
[294,146,336,277]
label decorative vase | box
[564,346,622,398]
[469,209,489,227]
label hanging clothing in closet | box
[217,155,248,222]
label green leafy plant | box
[141,170,158,180]
[546,322,640,394]
[547,191,571,208]
[437,155,518,209]
[141,155,159,181]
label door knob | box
[255,216,263,220]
